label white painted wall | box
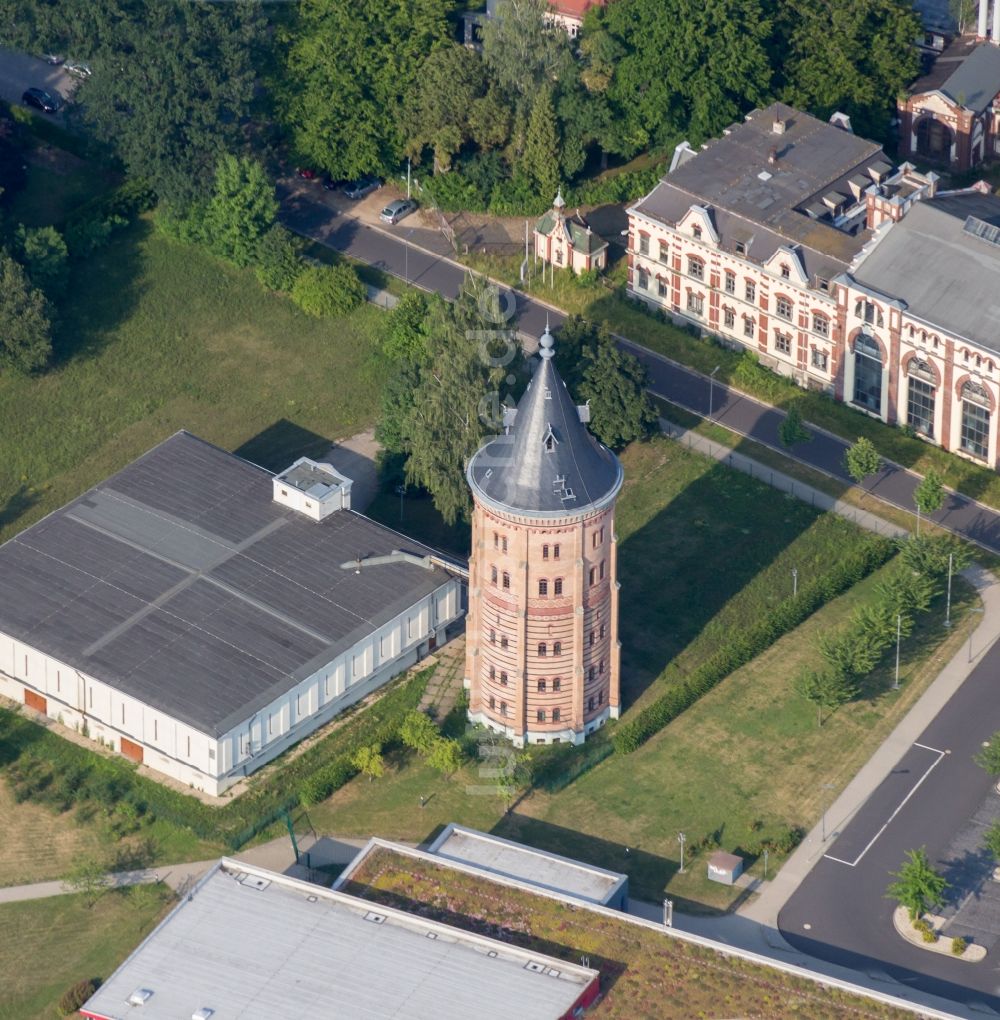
[0,577,462,795]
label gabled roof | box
[467,329,622,517]
[939,43,1000,112]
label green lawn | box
[0,885,174,1020]
[0,216,388,543]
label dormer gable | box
[763,245,808,286]
[677,204,719,246]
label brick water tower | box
[465,326,624,746]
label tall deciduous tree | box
[71,0,265,207]
[794,668,857,726]
[0,253,51,373]
[886,847,948,921]
[405,44,487,172]
[277,0,453,180]
[777,0,921,141]
[913,470,945,535]
[482,0,566,102]
[580,328,658,450]
[204,156,278,267]
[844,436,882,497]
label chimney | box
[768,147,778,165]
[979,0,989,38]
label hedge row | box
[1,668,431,850]
[612,536,896,754]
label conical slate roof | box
[467,329,623,517]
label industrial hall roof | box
[631,104,888,280]
[80,859,598,1020]
[466,328,623,517]
[0,431,450,736]
[851,192,1000,355]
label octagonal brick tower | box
[465,326,624,746]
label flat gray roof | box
[81,860,597,1020]
[633,104,883,277]
[0,432,451,735]
[427,824,627,905]
[939,42,1000,112]
[852,193,1000,353]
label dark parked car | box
[344,176,382,200]
[22,88,61,114]
[323,176,348,191]
[296,167,318,181]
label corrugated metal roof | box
[0,432,453,735]
[82,860,597,1020]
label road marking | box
[823,744,946,868]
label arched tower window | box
[853,332,883,412]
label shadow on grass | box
[616,451,818,705]
[50,218,150,367]
[234,419,333,472]
[0,485,39,533]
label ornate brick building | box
[626,103,1000,471]
[464,327,623,746]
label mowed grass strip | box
[0,217,387,543]
[0,884,174,1020]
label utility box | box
[707,851,744,886]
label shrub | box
[612,538,894,754]
[922,925,937,943]
[488,172,549,217]
[952,935,968,955]
[422,170,488,213]
[254,224,304,292]
[425,736,464,776]
[58,977,98,1015]
[299,756,357,806]
[566,163,665,206]
[291,263,366,317]
[400,710,438,753]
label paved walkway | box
[418,635,466,720]
[324,428,380,513]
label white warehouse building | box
[0,431,463,794]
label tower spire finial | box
[539,320,555,360]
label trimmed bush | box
[952,935,968,955]
[612,537,895,754]
[58,977,98,1015]
[254,224,304,293]
[291,263,366,318]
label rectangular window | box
[538,679,547,693]
[153,718,157,740]
[724,271,736,294]
[774,331,791,355]
[687,257,703,281]
[553,707,561,722]
[187,735,191,757]
[489,665,495,681]
[588,696,595,711]
[780,264,790,279]
[600,623,606,639]
[657,278,668,299]
[489,628,496,644]
[553,544,560,559]
[542,544,549,559]
[538,579,548,596]
[600,527,605,542]
[775,296,793,320]
[489,695,496,710]
[500,701,508,717]
[692,225,702,240]
[538,642,547,657]
[907,377,936,437]
[743,317,755,339]
[638,234,649,256]
[589,566,596,585]
[745,280,755,302]
[812,314,829,337]
[553,678,562,692]
[500,635,509,649]
[961,401,991,459]
[537,709,546,723]
[659,240,670,263]
[493,532,498,548]
[637,267,649,290]
[501,536,508,553]
[686,292,704,315]
[599,560,605,579]
[553,641,562,655]
[554,577,563,595]
[268,714,273,735]
[724,307,735,329]
[811,348,829,372]
[502,572,510,590]
[735,241,747,255]
[500,672,508,686]
[589,630,595,646]
[491,565,498,584]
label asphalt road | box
[279,185,1000,556]
[779,639,1000,1012]
[0,46,73,110]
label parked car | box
[323,176,348,192]
[296,167,318,181]
[344,176,382,200]
[22,88,61,114]
[41,53,64,65]
[379,198,417,225]
[64,61,92,79]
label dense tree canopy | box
[0,252,52,374]
[277,0,454,179]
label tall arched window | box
[906,358,936,437]
[961,381,991,460]
[853,333,883,412]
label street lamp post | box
[763,847,769,880]
[792,568,798,598]
[663,897,673,927]
[708,365,721,421]
[678,831,687,874]
[893,612,902,690]
[945,553,954,628]
[969,607,986,663]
